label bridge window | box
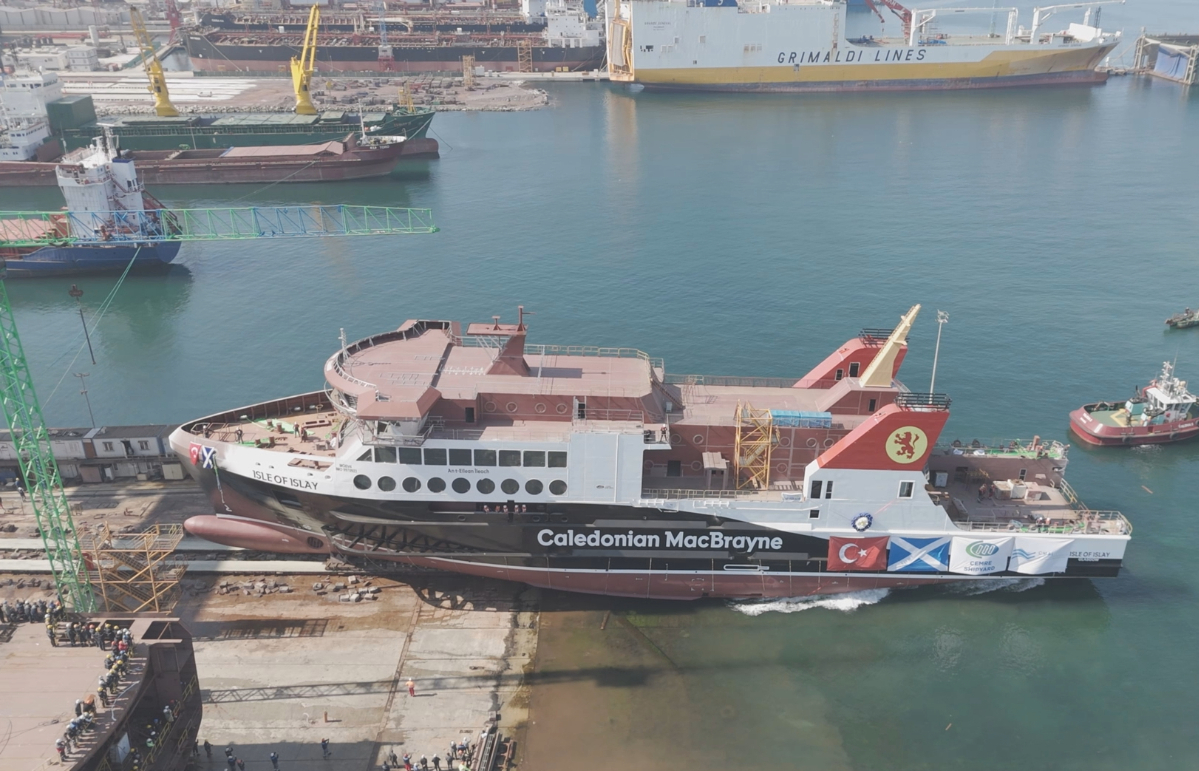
[501,479,519,495]
[523,451,546,467]
[525,479,544,495]
[549,480,567,495]
[548,451,568,468]
[358,450,372,462]
[899,481,914,498]
[809,509,820,519]
[402,477,421,493]
[475,449,497,466]
[374,447,397,463]
[477,478,495,494]
[353,475,372,490]
[835,369,844,381]
[825,481,834,499]
[809,480,823,499]
[423,448,447,465]
[427,477,446,493]
[449,449,472,466]
[499,450,521,467]
[378,476,396,492]
[452,478,471,494]
[399,448,422,465]
[849,362,860,377]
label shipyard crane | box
[0,263,96,611]
[377,0,394,68]
[164,0,184,45]
[130,6,179,118]
[292,5,321,115]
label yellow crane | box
[291,6,321,115]
[130,7,178,117]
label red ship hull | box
[1068,405,1199,446]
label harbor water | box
[3,1,1199,765]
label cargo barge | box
[171,305,1130,600]
[184,0,604,74]
[0,133,433,186]
[608,0,1121,92]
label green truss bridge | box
[0,205,438,247]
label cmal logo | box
[966,541,999,558]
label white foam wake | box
[946,577,1046,596]
[729,588,891,616]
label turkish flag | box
[189,443,202,465]
[828,536,889,572]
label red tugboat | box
[1069,362,1199,446]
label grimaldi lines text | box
[171,304,1131,600]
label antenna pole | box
[930,310,949,394]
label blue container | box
[770,410,833,428]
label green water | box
[3,1,1199,765]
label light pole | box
[930,310,949,394]
[74,372,95,428]
[68,284,96,366]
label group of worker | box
[0,597,62,624]
[383,737,477,771]
[55,696,98,759]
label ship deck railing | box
[955,510,1131,536]
[934,438,1068,461]
[641,486,784,501]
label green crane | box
[0,204,438,610]
[0,264,95,610]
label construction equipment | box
[462,54,477,88]
[164,0,184,45]
[0,264,95,611]
[0,205,437,247]
[291,5,321,115]
[733,402,778,490]
[377,0,394,66]
[862,0,913,40]
[130,6,178,118]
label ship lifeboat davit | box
[184,515,330,554]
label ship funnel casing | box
[815,401,949,472]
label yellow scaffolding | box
[84,523,187,613]
[462,55,477,89]
[734,402,777,490]
[517,40,534,73]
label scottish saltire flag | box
[200,446,217,470]
[887,536,950,572]
[1010,537,1071,575]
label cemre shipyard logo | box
[966,541,1001,558]
[886,426,927,464]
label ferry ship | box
[607,0,1122,92]
[171,305,1131,600]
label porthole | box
[501,479,519,495]
[693,434,705,445]
[644,459,654,470]
[452,478,470,494]
[549,480,567,495]
[525,479,544,495]
[779,436,791,448]
[670,433,682,444]
[353,474,371,490]
[776,462,787,472]
[428,477,446,493]
[306,537,324,550]
[477,478,495,494]
[402,477,421,493]
[556,403,569,414]
[824,439,835,447]
[807,438,818,448]
[506,402,519,413]
[535,403,547,414]
[378,476,396,492]
[484,401,497,413]
[532,515,544,522]
[691,460,703,471]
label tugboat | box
[1069,362,1199,446]
[1165,308,1199,329]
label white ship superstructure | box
[607,0,1122,92]
[171,305,1130,600]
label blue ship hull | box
[4,242,181,277]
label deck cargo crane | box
[292,5,321,115]
[863,0,913,41]
[377,0,394,66]
[130,7,179,118]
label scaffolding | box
[517,40,534,73]
[734,402,777,490]
[85,523,187,613]
[462,55,476,89]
